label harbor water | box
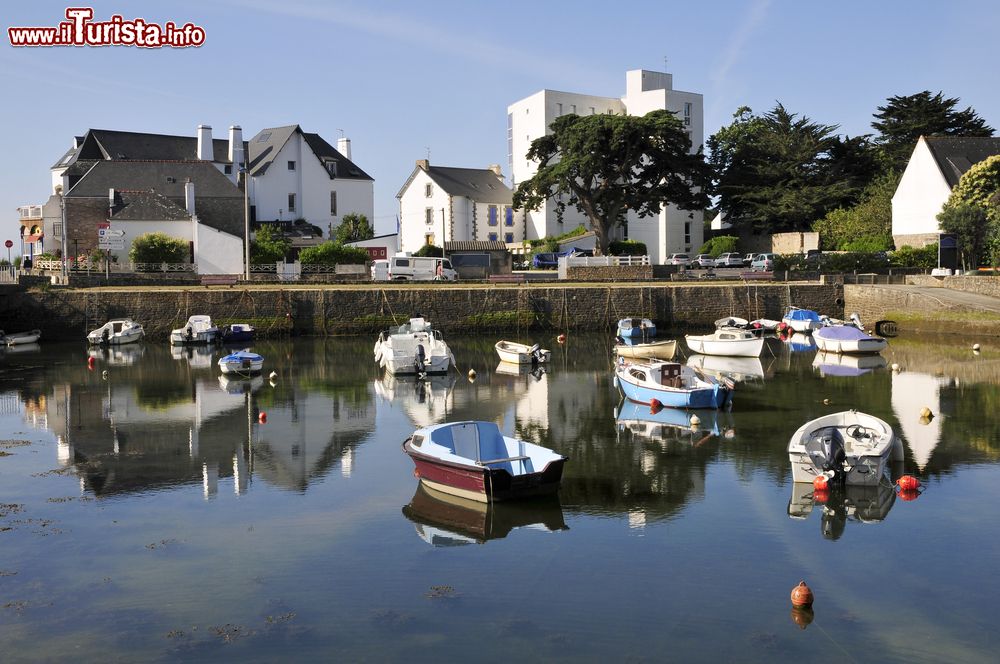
[1,333,998,662]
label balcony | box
[18,205,43,220]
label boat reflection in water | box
[787,482,897,540]
[402,482,567,546]
[1,342,41,355]
[494,360,547,380]
[782,332,817,353]
[686,353,772,384]
[615,399,731,445]
[88,344,145,366]
[374,373,456,427]
[812,351,887,377]
[218,374,264,394]
[170,343,215,369]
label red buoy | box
[258,412,267,424]
[87,356,95,370]
[897,475,920,491]
[812,475,828,491]
[649,399,663,413]
[557,333,567,344]
[790,581,814,607]
[898,489,921,502]
[812,488,830,504]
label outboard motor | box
[804,426,846,483]
[102,327,110,344]
[414,343,427,377]
[185,326,193,342]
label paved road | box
[866,284,1000,313]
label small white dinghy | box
[685,328,764,357]
[788,410,903,486]
[2,329,41,346]
[495,340,551,365]
[814,326,887,354]
[218,350,264,376]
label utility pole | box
[440,207,446,250]
[60,196,68,279]
[242,167,250,281]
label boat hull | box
[788,411,901,486]
[495,341,551,364]
[219,359,264,375]
[170,331,218,345]
[616,369,730,409]
[4,330,41,346]
[814,333,887,354]
[685,335,763,357]
[614,340,677,360]
[405,444,565,502]
[383,354,452,375]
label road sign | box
[3,240,11,248]
[98,239,125,250]
[105,229,125,237]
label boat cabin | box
[625,362,683,388]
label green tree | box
[698,235,739,256]
[812,170,897,250]
[937,204,988,270]
[129,232,188,264]
[298,242,369,266]
[250,224,291,263]
[872,91,995,171]
[413,244,443,258]
[710,104,877,234]
[333,213,374,244]
[513,110,710,255]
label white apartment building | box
[507,69,704,264]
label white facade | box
[193,220,244,275]
[397,163,524,254]
[507,69,705,264]
[891,137,955,246]
[248,130,374,233]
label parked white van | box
[387,255,458,281]
[371,259,390,281]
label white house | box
[892,136,1000,247]
[246,125,374,232]
[507,69,704,264]
[396,160,525,253]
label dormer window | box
[287,161,296,171]
[328,162,338,177]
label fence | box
[33,259,195,273]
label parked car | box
[667,253,691,266]
[532,250,572,269]
[714,252,743,268]
[691,254,716,268]
[387,255,458,281]
[750,253,775,271]
[804,249,822,266]
[742,253,757,267]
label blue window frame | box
[504,233,514,243]
[488,205,498,226]
[504,207,513,227]
[488,232,498,242]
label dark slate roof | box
[445,241,508,252]
[924,136,1000,187]
[302,132,373,180]
[53,129,245,168]
[425,166,512,204]
[66,161,243,236]
[110,191,190,221]
[246,125,373,180]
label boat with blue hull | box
[221,323,255,344]
[617,318,656,340]
[615,360,732,409]
[218,350,264,376]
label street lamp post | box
[60,196,68,279]
[241,167,250,281]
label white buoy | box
[823,398,831,405]
[101,370,109,380]
[269,380,277,388]
[973,343,981,352]
[919,406,933,419]
[891,363,900,372]
[689,414,701,427]
[468,368,477,381]
[269,371,278,380]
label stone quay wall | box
[0,282,843,341]
[906,274,1000,298]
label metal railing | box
[32,259,195,273]
[17,205,43,220]
[563,254,650,267]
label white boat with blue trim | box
[218,350,264,376]
[615,360,732,410]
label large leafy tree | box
[812,170,898,250]
[710,104,878,233]
[512,110,711,255]
[938,155,1000,266]
[129,232,188,264]
[250,224,291,263]
[333,213,374,244]
[873,91,995,171]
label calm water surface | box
[1,332,998,662]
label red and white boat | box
[403,421,567,502]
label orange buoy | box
[812,488,829,504]
[897,475,920,491]
[649,399,663,413]
[557,333,567,344]
[898,489,921,502]
[790,581,814,608]
[812,475,829,491]
[258,412,267,424]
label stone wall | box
[565,265,653,281]
[906,274,1000,298]
[0,282,843,341]
[844,283,1000,335]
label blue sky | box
[3,0,998,236]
